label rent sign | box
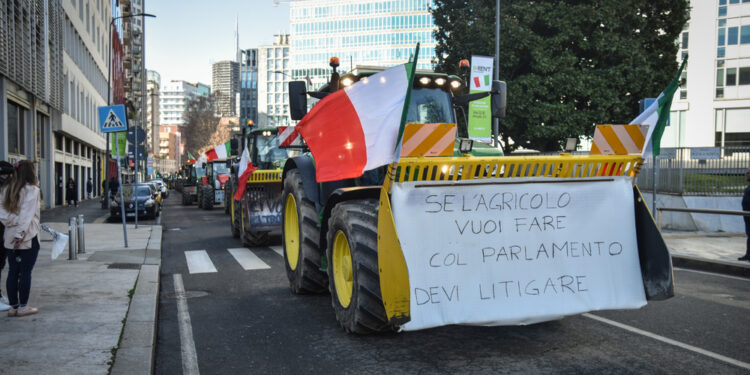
[390,177,646,331]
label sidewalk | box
[0,222,161,375]
[41,197,109,224]
[663,231,750,276]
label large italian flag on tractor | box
[206,141,231,161]
[297,46,419,182]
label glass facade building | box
[258,35,291,127]
[240,48,259,128]
[290,0,437,89]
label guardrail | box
[656,207,750,230]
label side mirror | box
[289,81,308,121]
[230,138,239,156]
[491,80,507,118]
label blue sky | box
[144,0,290,86]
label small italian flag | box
[634,58,687,158]
[296,46,419,182]
[187,152,196,164]
[206,141,231,161]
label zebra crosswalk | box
[183,247,282,274]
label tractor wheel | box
[230,198,241,238]
[197,188,204,208]
[202,186,214,210]
[242,230,270,247]
[326,199,390,334]
[224,183,232,215]
[282,169,327,294]
[181,191,191,206]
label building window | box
[717,68,725,86]
[741,26,750,44]
[717,47,725,58]
[739,67,750,85]
[716,88,724,98]
[728,27,738,45]
[727,68,737,85]
[7,101,26,155]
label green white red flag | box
[206,141,231,161]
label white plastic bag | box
[41,224,68,260]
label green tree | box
[432,0,689,153]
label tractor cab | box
[245,127,297,170]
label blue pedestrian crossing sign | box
[98,104,127,133]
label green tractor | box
[279,60,674,334]
[229,127,298,246]
[178,163,204,206]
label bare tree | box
[182,95,218,161]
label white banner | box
[390,177,646,331]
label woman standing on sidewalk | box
[0,160,41,317]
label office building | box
[159,80,209,165]
[0,0,65,208]
[258,34,290,127]
[212,60,240,117]
[240,48,259,128]
[663,0,750,148]
[289,0,438,89]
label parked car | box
[150,179,169,198]
[110,184,160,219]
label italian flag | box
[187,152,196,164]
[297,47,419,182]
[233,144,257,200]
[634,58,687,158]
[206,141,231,161]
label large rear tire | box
[181,190,192,206]
[197,187,204,208]
[224,182,232,215]
[326,199,390,334]
[202,186,214,210]
[230,197,241,238]
[282,169,327,294]
[242,230,270,247]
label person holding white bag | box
[0,160,41,317]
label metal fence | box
[636,147,749,196]
[513,146,749,196]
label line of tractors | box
[173,57,674,334]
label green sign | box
[468,55,494,142]
[111,132,127,157]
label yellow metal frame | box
[377,154,644,324]
[247,169,283,184]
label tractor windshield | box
[405,87,455,124]
[213,162,229,175]
[256,134,291,169]
[192,166,206,178]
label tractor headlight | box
[450,80,462,89]
[460,139,474,154]
[341,77,354,87]
[419,77,431,86]
[434,77,446,86]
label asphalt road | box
[154,191,750,374]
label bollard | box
[68,216,77,260]
[77,214,86,254]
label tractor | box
[279,59,674,334]
[178,163,204,206]
[229,127,298,246]
[197,158,232,210]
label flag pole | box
[394,43,420,158]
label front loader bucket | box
[634,186,674,300]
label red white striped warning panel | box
[278,126,302,146]
[590,124,648,155]
[400,123,457,157]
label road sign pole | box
[134,132,138,229]
[115,137,128,248]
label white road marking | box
[583,313,750,371]
[270,245,283,257]
[173,274,200,375]
[228,248,271,270]
[674,267,750,282]
[185,250,217,274]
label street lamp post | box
[493,0,500,148]
[104,12,155,208]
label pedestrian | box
[739,168,750,262]
[0,160,14,312]
[87,178,93,199]
[66,178,77,207]
[0,160,42,317]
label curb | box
[671,253,750,277]
[111,226,162,375]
